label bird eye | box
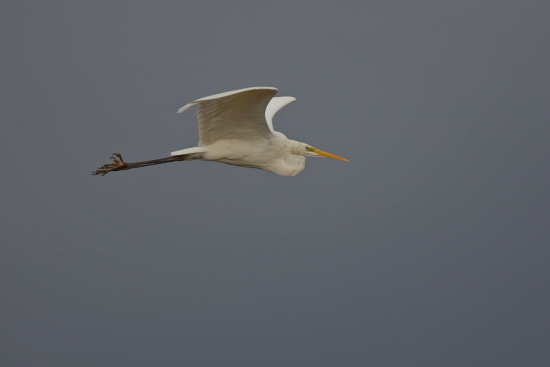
[305,146,314,152]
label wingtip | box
[177,102,195,114]
[277,96,296,103]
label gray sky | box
[1,1,549,366]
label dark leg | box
[92,153,202,176]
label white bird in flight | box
[93,87,348,177]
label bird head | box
[298,142,349,162]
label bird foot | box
[92,153,128,176]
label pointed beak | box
[314,148,349,162]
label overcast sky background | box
[1,1,549,366]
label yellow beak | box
[314,148,349,162]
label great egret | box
[93,87,348,177]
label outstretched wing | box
[178,87,278,146]
[265,96,296,132]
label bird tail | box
[170,146,205,157]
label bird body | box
[196,132,306,176]
[93,87,347,177]
[170,87,347,177]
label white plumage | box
[170,87,348,176]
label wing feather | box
[265,96,296,132]
[177,87,278,146]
